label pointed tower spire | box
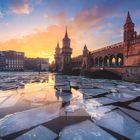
[65,26,69,38]
[56,39,60,48]
[84,44,87,50]
[126,11,132,23]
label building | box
[40,58,49,71]
[70,12,140,83]
[54,27,72,73]
[0,52,5,71]
[54,41,62,71]
[24,57,49,71]
[0,51,24,71]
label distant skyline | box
[0,0,140,63]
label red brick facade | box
[71,12,140,82]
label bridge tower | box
[123,12,140,82]
[123,11,136,42]
[61,27,72,73]
[82,45,90,69]
[54,41,61,71]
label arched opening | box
[99,57,103,66]
[91,70,122,80]
[90,58,94,67]
[95,58,99,66]
[109,55,116,67]
[116,53,123,66]
[104,56,109,66]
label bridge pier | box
[123,67,140,83]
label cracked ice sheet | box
[0,93,21,109]
[84,105,116,120]
[0,90,17,98]
[79,88,108,97]
[119,107,140,122]
[96,109,140,140]
[129,102,140,111]
[106,92,136,102]
[84,97,116,107]
[59,120,117,140]
[0,97,8,104]
[0,103,60,137]
[15,125,57,140]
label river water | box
[0,72,140,140]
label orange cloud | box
[0,6,121,63]
[0,25,80,63]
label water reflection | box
[0,73,81,118]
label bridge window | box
[104,56,109,66]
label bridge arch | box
[109,55,116,67]
[95,57,99,66]
[116,53,123,66]
[91,57,94,66]
[104,56,109,66]
[99,57,103,66]
[90,69,122,80]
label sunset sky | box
[0,0,140,63]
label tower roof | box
[56,40,60,48]
[64,26,70,39]
[125,11,132,24]
[84,44,87,50]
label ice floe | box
[129,102,140,111]
[59,120,117,140]
[106,92,136,102]
[119,107,140,122]
[84,105,116,120]
[84,97,116,106]
[0,103,60,137]
[65,105,80,113]
[96,109,140,140]
[79,88,108,97]
[0,92,21,109]
[15,125,57,140]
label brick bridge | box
[71,12,140,82]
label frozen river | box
[0,72,140,140]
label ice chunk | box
[106,92,135,102]
[129,102,140,111]
[0,97,8,104]
[15,125,57,140]
[59,120,117,140]
[117,85,128,89]
[133,88,140,91]
[88,97,116,106]
[0,103,60,137]
[96,109,140,140]
[65,105,79,113]
[0,90,17,98]
[0,93,21,109]
[60,108,89,117]
[119,107,140,122]
[79,88,108,97]
[84,104,116,120]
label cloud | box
[0,25,78,63]
[10,0,31,14]
[1,0,140,62]
[0,11,5,18]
